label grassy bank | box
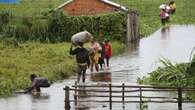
[138,58,195,87]
[113,0,195,37]
[0,41,124,96]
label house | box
[55,0,128,16]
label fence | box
[64,82,195,110]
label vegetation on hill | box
[113,0,195,37]
[0,0,65,17]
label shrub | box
[2,11,126,43]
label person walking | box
[104,39,112,68]
[89,39,102,73]
[98,42,105,69]
[169,1,176,14]
[70,42,90,83]
[160,8,167,25]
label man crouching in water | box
[25,74,40,93]
[25,74,50,94]
[70,42,90,83]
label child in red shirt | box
[104,39,112,67]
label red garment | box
[104,43,112,57]
[160,10,166,19]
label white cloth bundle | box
[71,31,93,46]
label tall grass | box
[139,58,195,87]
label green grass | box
[113,0,195,37]
[0,0,66,17]
[0,41,124,96]
[0,42,75,96]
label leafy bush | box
[2,11,126,43]
[0,11,11,32]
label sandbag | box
[71,31,93,46]
[36,77,50,88]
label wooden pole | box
[109,83,112,110]
[65,86,70,110]
[127,10,139,43]
[122,83,125,109]
[178,87,182,110]
[139,87,142,110]
[122,83,125,104]
[74,81,78,106]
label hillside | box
[0,0,66,17]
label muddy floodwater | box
[0,25,195,110]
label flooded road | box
[0,25,195,110]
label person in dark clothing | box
[98,42,105,69]
[70,42,90,83]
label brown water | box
[0,25,195,110]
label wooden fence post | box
[178,87,182,110]
[109,83,112,110]
[65,86,70,110]
[139,87,142,110]
[74,81,78,106]
[122,83,125,109]
[127,10,139,42]
[122,83,125,105]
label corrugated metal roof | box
[100,0,128,12]
[55,0,128,12]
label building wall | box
[61,0,118,15]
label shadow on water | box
[1,25,195,110]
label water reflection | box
[161,26,170,39]
[31,93,50,100]
[90,72,111,82]
[126,41,139,55]
[75,86,90,110]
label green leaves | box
[139,57,195,87]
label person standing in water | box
[104,39,112,68]
[70,42,90,83]
[98,41,105,69]
[89,39,102,72]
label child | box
[104,39,112,68]
[160,9,167,25]
[89,39,102,72]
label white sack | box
[159,4,166,9]
[71,31,93,46]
